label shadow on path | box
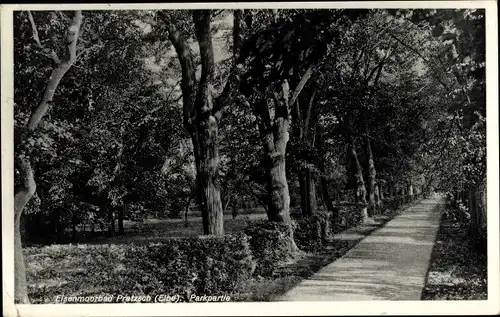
[279,195,444,301]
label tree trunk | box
[51,208,61,243]
[476,176,487,251]
[321,178,336,212]
[72,212,77,241]
[299,173,308,216]
[364,133,377,216]
[291,76,317,217]
[375,183,382,211]
[317,122,335,219]
[193,11,224,235]
[298,168,317,217]
[305,169,317,215]
[163,9,242,235]
[256,82,293,225]
[349,142,369,222]
[184,198,191,227]
[254,83,298,253]
[233,10,243,59]
[263,133,298,253]
[14,158,36,304]
[263,126,291,224]
[265,151,291,223]
[118,208,124,235]
[108,209,115,236]
[199,158,224,235]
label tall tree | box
[239,10,368,225]
[14,10,84,303]
[157,10,241,235]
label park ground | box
[24,196,487,302]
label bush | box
[382,196,404,211]
[294,212,332,252]
[336,203,365,229]
[244,221,294,277]
[24,234,254,303]
[294,204,368,252]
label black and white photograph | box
[1,2,498,316]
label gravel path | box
[280,195,444,301]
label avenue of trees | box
[13,9,486,303]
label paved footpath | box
[280,195,444,301]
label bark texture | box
[316,124,337,221]
[118,209,124,235]
[468,176,487,248]
[298,169,317,216]
[193,11,224,235]
[254,83,299,254]
[364,133,377,215]
[14,158,36,304]
[108,209,115,236]
[375,183,382,208]
[257,82,293,224]
[349,140,369,222]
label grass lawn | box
[421,216,487,300]
[85,210,269,245]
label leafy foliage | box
[244,221,295,276]
[24,234,254,303]
[15,8,486,303]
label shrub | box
[244,221,294,277]
[294,204,369,252]
[24,234,254,303]
[382,196,404,211]
[336,203,365,230]
[294,212,332,252]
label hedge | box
[382,195,418,211]
[337,203,366,229]
[294,212,332,251]
[243,221,295,276]
[293,204,367,252]
[24,234,254,303]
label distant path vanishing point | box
[280,195,444,301]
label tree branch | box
[289,66,313,106]
[160,12,197,130]
[26,11,83,132]
[66,11,83,63]
[366,49,391,86]
[213,65,243,121]
[350,50,365,82]
[389,32,451,92]
[212,10,244,121]
[27,11,61,64]
[27,11,43,48]
[303,88,316,137]
[211,9,225,20]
